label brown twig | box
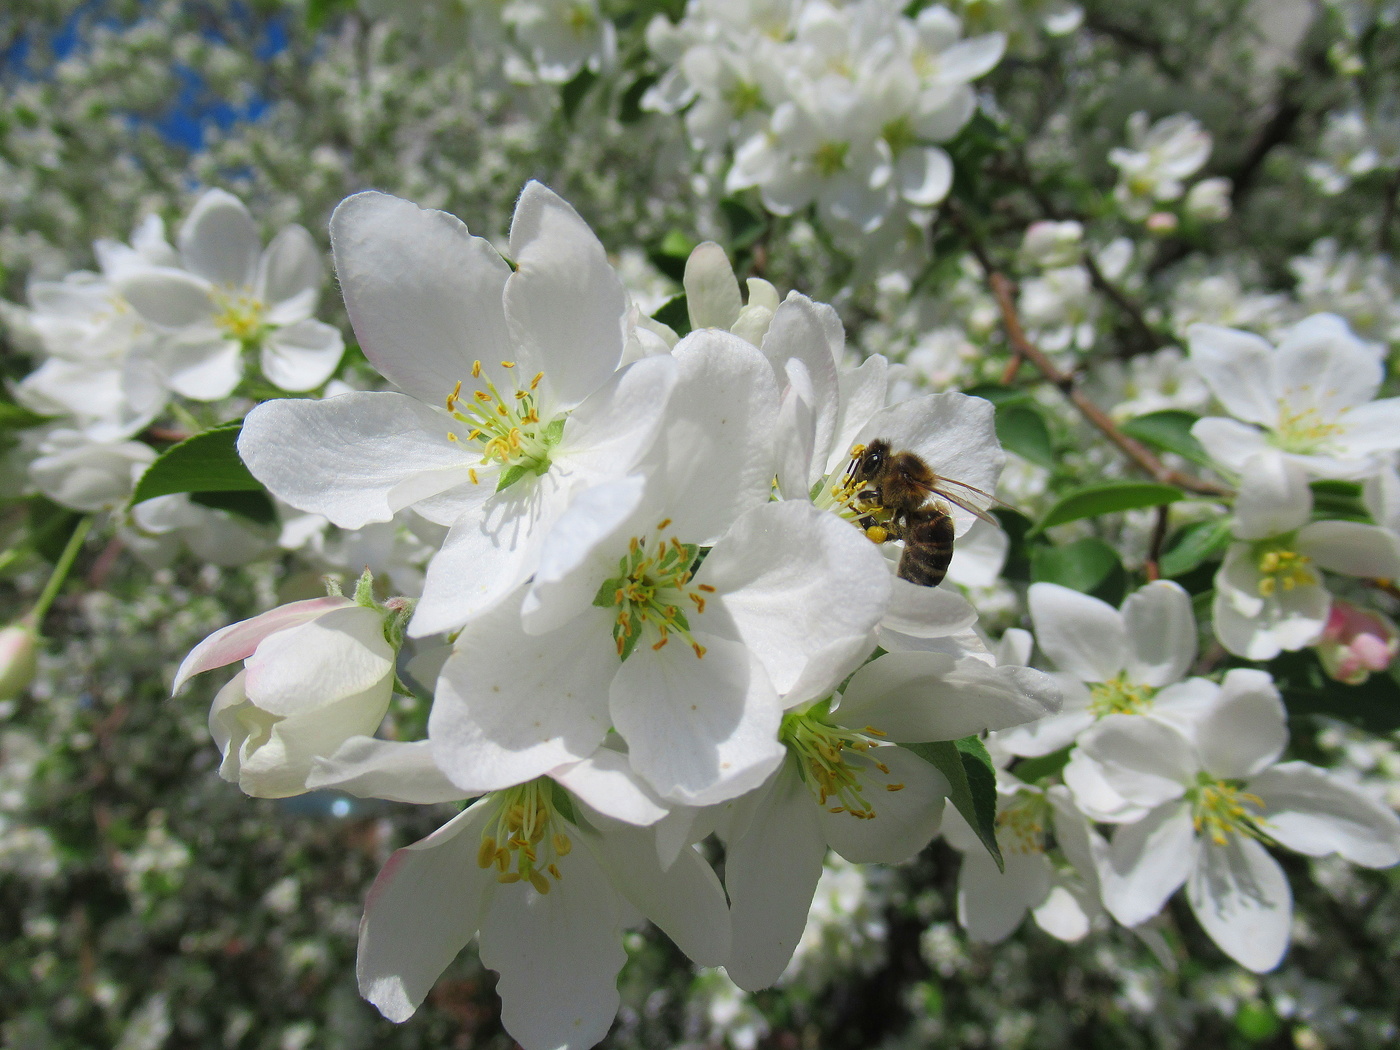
[1145,503,1171,581]
[984,271,1232,498]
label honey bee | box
[845,439,1002,588]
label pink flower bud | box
[1316,600,1399,685]
[1145,211,1179,235]
[0,624,40,703]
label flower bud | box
[1316,600,1399,685]
[176,597,396,797]
[1019,220,1083,269]
[1185,177,1232,222]
[0,624,40,703]
[1144,211,1179,235]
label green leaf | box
[996,404,1056,469]
[0,397,50,430]
[130,422,262,505]
[652,294,691,338]
[189,490,277,526]
[719,196,767,252]
[1031,537,1125,603]
[25,498,83,564]
[963,383,1032,408]
[1010,747,1071,784]
[1120,410,1211,466]
[906,736,1003,871]
[618,73,658,124]
[1032,481,1185,534]
[993,508,1034,583]
[1159,519,1233,578]
[560,68,598,121]
[1271,650,1400,734]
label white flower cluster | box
[173,182,1062,1049]
[644,0,1005,233]
[1108,112,1230,225]
[979,580,1400,972]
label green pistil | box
[1089,672,1157,717]
[476,780,573,895]
[780,705,896,819]
[813,141,850,178]
[592,522,707,661]
[445,360,565,492]
[1188,774,1264,846]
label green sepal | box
[616,622,642,662]
[549,780,578,826]
[592,576,624,608]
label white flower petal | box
[1186,835,1291,973]
[430,602,614,794]
[551,747,668,828]
[1100,801,1195,927]
[180,189,261,287]
[1193,669,1286,778]
[1123,580,1196,686]
[506,181,628,408]
[307,738,465,804]
[357,803,494,1023]
[1191,416,1270,475]
[1232,454,1312,539]
[896,146,953,206]
[1078,715,1194,807]
[330,191,511,404]
[683,241,742,331]
[1250,761,1400,867]
[761,294,842,476]
[610,636,784,806]
[820,746,947,863]
[173,596,351,693]
[260,318,344,391]
[1186,324,1279,425]
[118,267,215,329]
[958,844,1051,943]
[723,761,828,990]
[239,392,476,529]
[880,575,979,639]
[1299,520,1400,579]
[257,224,323,309]
[478,844,627,1050]
[1028,582,1127,683]
[244,606,394,717]
[161,332,243,400]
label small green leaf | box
[1031,537,1125,602]
[906,736,1003,871]
[1010,747,1071,784]
[1032,481,1185,534]
[618,73,658,124]
[652,294,691,338]
[996,405,1056,469]
[1159,519,1233,578]
[1120,410,1211,466]
[130,422,262,505]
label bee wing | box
[917,476,1014,526]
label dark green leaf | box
[906,736,1003,871]
[963,383,1033,408]
[189,490,277,526]
[618,73,658,124]
[1272,649,1400,734]
[652,294,691,338]
[1120,410,1211,467]
[0,397,50,430]
[1011,747,1071,784]
[1159,518,1233,578]
[1033,481,1185,534]
[719,196,767,252]
[131,423,262,505]
[561,68,598,121]
[996,404,1056,469]
[993,508,1034,584]
[1031,537,1125,603]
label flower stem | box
[25,516,93,629]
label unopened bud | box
[0,623,40,703]
[1316,600,1399,685]
[1145,212,1179,235]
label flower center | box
[813,444,892,542]
[813,141,850,178]
[996,790,1050,855]
[1189,775,1264,846]
[1272,402,1346,454]
[725,79,764,118]
[212,288,267,342]
[1088,672,1157,717]
[1253,542,1317,597]
[780,703,896,819]
[592,520,710,660]
[476,779,573,895]
[446,360,564,491]
[881,116,916,157]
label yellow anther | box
[531,372,544,389]
[498,872,522,884]
[552,833,572,856]
[471,360,483,377]
[698,584,716,593]
[477,837,498,869]
[529,871,551,894]
[865,525,889,543]
[501,360,516,368]
[657,518,673,530]
[886,783,905,792]
[469,468,479,485]
[447,432,458,442]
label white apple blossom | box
[238,183,680,637]
[1082,670,1400,971]
[354,753,731,1050]
[503,0,617,84]
[173,596,397,798]
[1189,314,1400,481]
[1290,239,1400,348]
[24,427,155,512]
[723,646,1058,988]
[1212,455,1400,660]
[1109,112,1213,220]
[116,189,344,399]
